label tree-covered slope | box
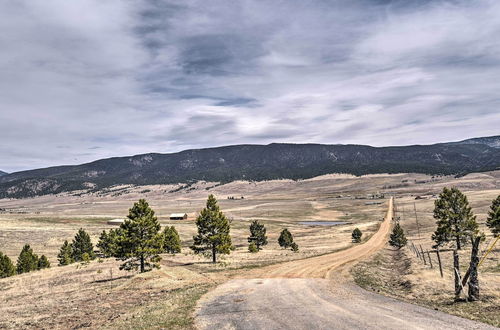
[1,136,500,198]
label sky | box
[1,0,499,173]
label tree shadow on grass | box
[91,274,133,284]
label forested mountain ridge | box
[1,136,500,198]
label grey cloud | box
[0,0,499,172]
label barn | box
[170,213,188,220]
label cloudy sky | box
[1,0,499,172]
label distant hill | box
[454,135,500,149]
[1,135,500,198]
[0,171,7,177]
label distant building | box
[107,219,125,226]
[170,213,188,220]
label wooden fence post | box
[427,251,433,268]
[420,245,426,265]
[453,250,461,301]
[468,237,481,301]
[436,248,443,278]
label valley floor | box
[0,171,499,328]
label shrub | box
[37,255,50,269]
[248,242,258,253]
[278,229,294,249]
[352,228,362,243]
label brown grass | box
[1,171,499,328]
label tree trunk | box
[453,250,461,301]
[468,237,481,301]
[212,244,217,263]
[140,254,145,273]
[456,235,461,250]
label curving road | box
[195,198,496,329]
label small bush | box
[352,228,362,243]
[278,229,294,248]
[37,255,50,269]
[291,242,299,252]
[248,242,258,253]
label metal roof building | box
[169,213,188,220]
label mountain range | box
[0,171,7,177]
[1,135,500,198]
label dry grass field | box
[1,171,499,328]
[353,173,500,327]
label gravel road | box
[195,198,497,329]
[196,278,495,330]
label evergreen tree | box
[16,244,39,274]
[486,195,500,237]
[0,251,16,278]
[57,240,74,266]
[278,228,294,249]
[432,187,478,249]
[163,226,182,254]
[71,228,95,261]
[389,223,407,249]
[248,242,258,253]
[352,228,362,243]
[97,229,120,257]
[37,255,50,269]
[248,220,268,251]
[191,195,233,263]
[114,199,164,272]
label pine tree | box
[389,223,407,249]
[71,228,95,262]
[97,229,120,257]
[191,195,233,263]
[163,226,181,254]
[432,187,478,249]
[486,195,500,237]
[248,220,268,251]
[248,242,258,253]
[352,228,362,243]
[0,251,16,278]
[57,240,74,266]
[114,199,164,272]
[37,255,50,269]
[16,244,39,274]
[278,229,294,249]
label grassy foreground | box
[351,247,500,327]
[107,283,217,330]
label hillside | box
[1,136,500,198]
[0,170,7,176]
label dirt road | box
[195,198,495,329]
